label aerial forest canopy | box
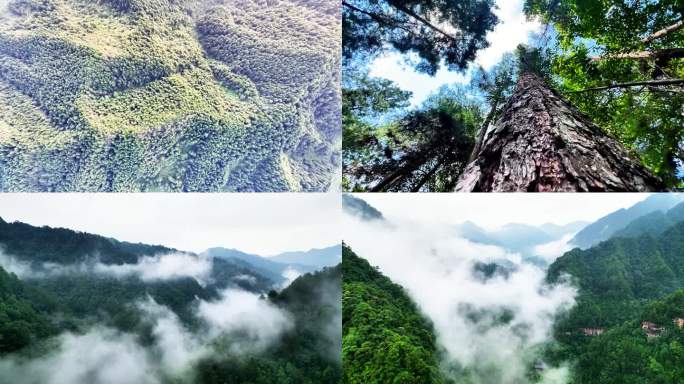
[0,0,341,192]
[343,0,683,191]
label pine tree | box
[456,71,667,192]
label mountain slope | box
[573,291,684,384]
[0,216,172,265]
[270,244,341,268]
[612,201,684,239]
[570,194,683,249]
[196,264,342,384]
[549,221,684,329]
[342,194,384,222]
[0,0,340,192]
[342,244,446,384]
[0,266,58,354]
[0,218,277,328]
[202,247,316,283]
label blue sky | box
[368,0,542,106]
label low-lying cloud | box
[0,251,212,283]
[0,290,294,384]
[198,288,293,353]
[533,234,576,264]
[343,214,577,383]
[0,328,158,384]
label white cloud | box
[138,299,207,376]
[0,328,158,384]
[343,210,577,383]
[197,288,293,353]
[280,266,302,288]
[94,253,212,283]
[0,251,213,283]
[534,234,576,263]
[475,0,542,69]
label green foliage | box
[0,266,57,354]
[343,83,482,192]
[0,0,341,191]
[549,222,684,331]
[524,0,684,186]
[573,291,684,384]
[196,266,342,384]
[342,244,446,383]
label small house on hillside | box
[674,318,684,329]
[579,328,604,336]
[642,321,665,338]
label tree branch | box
[642,20,684,44]
[567,78,684,93]
[590,48,684,61]
[388,1,462,43]
[342,1,421,38]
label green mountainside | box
[612,201,684,240]
[549,221,684,330]
[570,194,683,249]
[548,220,684,383]
[196,265,342,384]
[0,0,340,192]
[342,244,446,384]
[0,218,341,383]
[572,291,684,384]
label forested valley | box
[0,217,341,383]
[0,0,341,192]
[342,0,683,192]
[342,194,684,383]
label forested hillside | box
[571,291,684,384]
[0,218,341,383]
[550,222,684,329]
[547,220,684,383]
[0,0,340,192]
[195,265,342,384]
[342,244,446,384]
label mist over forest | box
[343,194,684,383]
[0,217,341,384]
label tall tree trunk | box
[455,72,667,192]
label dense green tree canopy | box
[525,0,684,186]
[342,244,447,383]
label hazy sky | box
[0,194,340,255]
[369,0,542,105]
[359,193,652,229]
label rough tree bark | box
[455,72,667,192]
